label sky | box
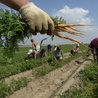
[0,0,98,45]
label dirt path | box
[6,54,92,98]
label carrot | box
[53,23,91,47]
[53,32,88,47]
[66,26,82,32]
[58,28,82,36]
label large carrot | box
[53,23,91,48]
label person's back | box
[90,37,98,48]
[89,37,98,62]
[31,39,40,52]
[29,39,40,59]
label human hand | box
[19,2,54,35]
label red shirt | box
[91,37,98,48]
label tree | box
[0,9,31,57]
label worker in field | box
[37,48,47,58]
[27,39,40,59]
[70,44,80,55]
[30,39,40,52]
[47,44,52,51]
[88,37,98,62]
[28,39,40,59]
[53,46,64,61]
[0,0,54,35]
[27,48,46,59]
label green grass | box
[0,77,30,98]
[0,44,88,98]
[34,52,83,77]
[0,44,87,79]
[59,63,98,98]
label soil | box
[5,53,93,98]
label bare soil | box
[6,54,93,98]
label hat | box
[31,39,34,42]
[27,49,33,54]
[57,47,61,50]
[41,48,46,52]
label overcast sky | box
[0,0,98,45]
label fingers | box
[47,18,54,35]
[33,18,54,35]
[20,2,54,35]
[25,15,54,35]
[28,23,37,35]
[47,23,54,35]
[40,22,48,34]
[29,23,54,35]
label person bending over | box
[27,48,46,59]
[89,37,98,62]
[30,39,40,52]
[54,46,64,61]
[37,48,47,58]
[70,44,79,55]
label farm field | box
[0,44,97,98]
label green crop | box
[0,9,31,58]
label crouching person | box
[27,48,47,59]
[37,48,47,58]
[53,46,64,61]
[70,44,79,55]
[27,49,38,59]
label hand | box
[19,2,54,35]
